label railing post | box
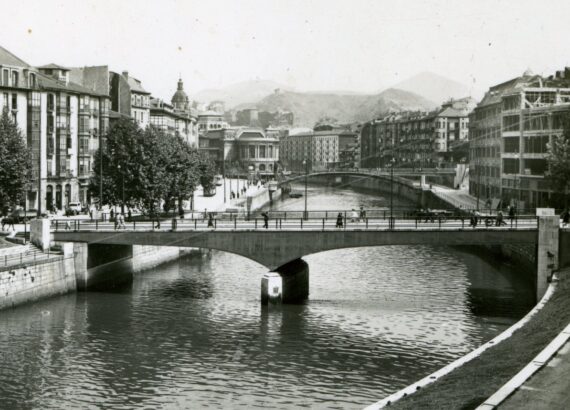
[322,218,325,230]
[255,219,258,229]
[215,219,217,229]
[462,217,464,229]
[195,219,197,230]
[438,217,441,230]
[275,218,278,229]
[96,219,98,230]
[366,218,368,229]
[301,218,303,229]
[415,218,418,229]
[280,218,282,229]
[234,218,237,230]
[172,218,176,231]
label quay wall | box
[0,254,76,310]
[247,187,282,215]
[0,238,200,310]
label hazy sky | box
[3,0,570,101]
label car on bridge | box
[412,208,454,222]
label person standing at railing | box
[496,210,506,226]
[208,213,214,228]
[469,210,478,228]
[118,213,126,230]
[336,212,343,228]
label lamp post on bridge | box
[389,157,395,229]
[303,158,308,220]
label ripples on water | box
[0,184,535,409]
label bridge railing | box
[51,214,538,233]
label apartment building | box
[360,97,475,168]
[469,69,570,209]
[0,46,110,213]
[279,127,357,172]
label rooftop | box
[0,45,30,67]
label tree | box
[90,118,216,216]
[0,109,31,212]
[546,130,570,207]
[198,155,217,195]
[90,117,143,210]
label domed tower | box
[171,78,190,111]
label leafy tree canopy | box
[0,109,31,211]
[90,118,213,214]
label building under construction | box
[469,68,570,210]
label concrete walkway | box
[497,327,570,409]
[430,185,480,210]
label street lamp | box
[117,164,125,214]
[389,157,395,229]
[303,158,308,220]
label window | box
[503,158,519,174]
[29,73,36,88]
[503,137,520,153]
[259,145,266,158]
[2,70,8,86]
[11,93,17,110]
[249,145,256,158]
[11,71,18,87]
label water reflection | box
[0,184,535,409]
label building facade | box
[469,69,570,209]
[198,127,279,176]
[1,47,110,212]
[360,97,475,169]
[279,128,357,172]
[149,79,198,146]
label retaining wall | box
[0,255,76,310]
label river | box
[0,183,535,409]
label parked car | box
[65,202,83,216]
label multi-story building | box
[470,69,570,209]
[279,127,357,172]
[149,78,198,146]
[70,67,151,129]
[1,46,110,212]
[199,127,279,176]
[360,97,475,168]
[197,110,227,135]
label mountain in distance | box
[393,71,471,105]
[255,88,437,127]
[194,79,292,108]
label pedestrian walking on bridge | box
[262,212,269,229]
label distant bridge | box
[278,168,456,189]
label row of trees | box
[0,110,31,214]
[89,117,216,215]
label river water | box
[0,183,535,409]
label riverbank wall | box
[0,252,76,310]
[1,221,201,310]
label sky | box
[3,0,570,101]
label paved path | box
[430,185,480,210]
[498,330,570,409]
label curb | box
[364,278,557,410]
[476,312,570,408]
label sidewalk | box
[497,326,570,409]
[430,185,480,210]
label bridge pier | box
[261,258,309,305]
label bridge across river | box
[30,212,561,304]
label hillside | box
[393,71,471,105]
[194,79,291,108]
[256,88,437,127]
